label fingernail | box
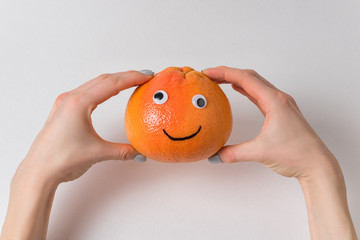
[208,154,223,164]
[138,69,154,76]
[133,154,147,162]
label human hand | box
[15,70,153,185]
[203,66,341,181]
[203,66,358,239]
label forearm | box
[299,154,357,240]
[1,163,58,240]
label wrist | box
[11,158,60,192]
[297,152,357,239]
[297,146,344,184]
[2,158,59,240]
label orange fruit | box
[125,66,232,163]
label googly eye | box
[153,90,168,104]
[192,94,207,109]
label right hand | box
[202,66,341,181]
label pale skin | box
[0,66,357,239]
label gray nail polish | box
[208,154,222,164]
[138,69,154,76]
[133,154,146,162]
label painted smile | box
[163,126,202,141]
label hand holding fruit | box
[14,70,153,185]
[202,66,341,181]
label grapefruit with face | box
[125,66,232,162]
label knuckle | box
[97,73,111,80]
[69,93,92,110]
[275,91,293,106]
[217,65,229,70]
[55,92,70,105]
[58,91,85,108]
[117,145,134,160]
[287,94,297,105]
[118,70,138,80]
[126,70,138,74]
[53,91,87,113]
[122,151,133,160]
[67,93,83,105]
[220,146,236,163]
[108,76,119,88]
[100,73,120,88]
[215,65,231,74]
[244,69,258,76]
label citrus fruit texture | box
[125,66,233,163]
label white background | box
[0,0,359,239]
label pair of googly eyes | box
[153,90,207,109]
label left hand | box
[15,70,152,185]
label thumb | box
[216,140,263,163]
[96,141,141,162]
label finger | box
[78,70,153,108]
[76,73,112,91]
[252,71,278,89]
[95,141,141,162]
[202,66,277,113]
[231,84,247,95]
[217,140,263,163]
[76,70,154,92]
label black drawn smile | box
[163,126,201,141]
